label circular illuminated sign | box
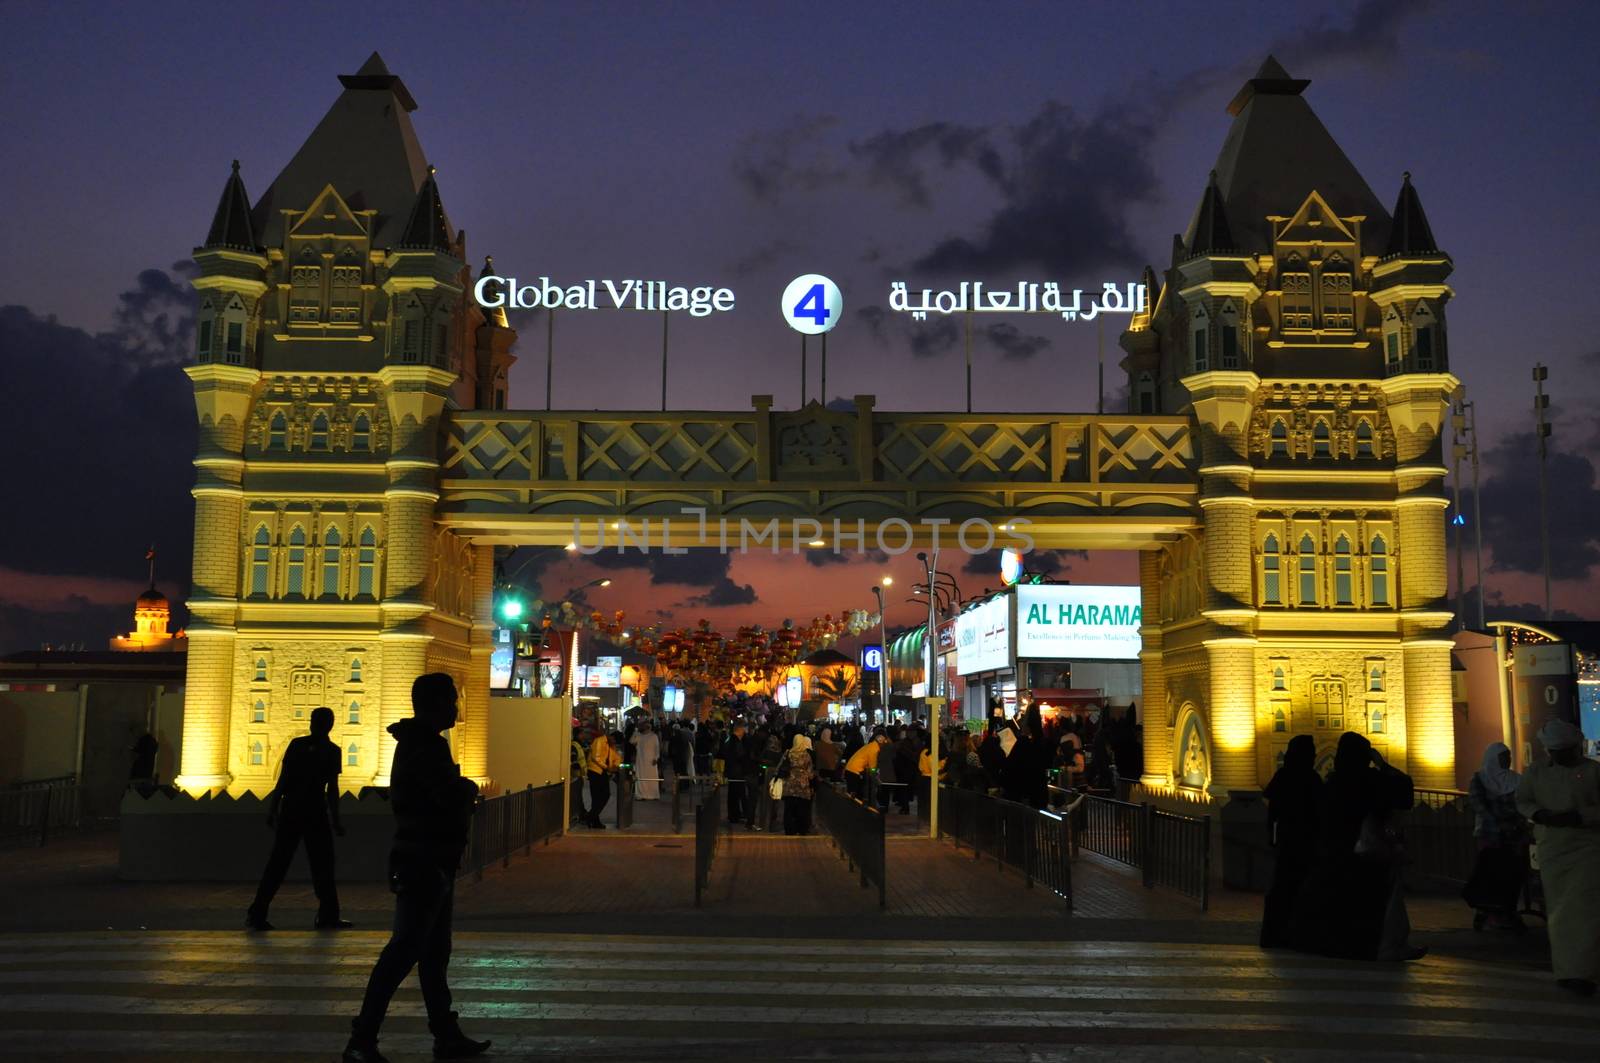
[781,274,843,335]
[862,647,883,671]
[1000,547,1024,586]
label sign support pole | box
[661,310,670,411]
[545,308,554,411]
[801,335,808,406]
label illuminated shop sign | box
[889,281,1145,322]
[475,274,736,317]
[956,595,1011,677]
[1015,584,1142,661]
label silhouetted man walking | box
[344,673,490,1063]
[246,706,347,931]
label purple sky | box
[1,0,1597,651]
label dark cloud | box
[726,238,799,276]
[1477,432,1600,580]
[1269,0,1441,74]
[732,115,847,201]
[582,546,737,588]
[983,322,1050,361]
[687,577,758,607]
[108,261,198,366]
[1464,585,1583,625]
[906,102,1159,277]
[959,548,1083,579]
[0,597,132,656]
[805,546,889,568]
[0,274,200,654]
[848,123,1000,208]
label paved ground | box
[1,814,1584,1060]
[0,929,1592,1061]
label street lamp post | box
[1533,364,1552,620]
[871,577,891,727]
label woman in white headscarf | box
[1462,741,1528,932]
[632,721,661,800]
[780,734,817,835]
[1515,719,1600,997]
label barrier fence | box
[1404,788,1476,888]
[461,783,565,882]
[615,766,635,830]
[0,775,80,848]
[938,785,1074,907]
[1071,793,1209,909]
[693,784,723,907]
[814,782,886,908]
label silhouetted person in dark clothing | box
[1260,734,1321,948]
[130,732,158,783]
[343,673,489,1063]
[246,707,346,931]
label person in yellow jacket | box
[844,727,888,801]
[585,731,621,828]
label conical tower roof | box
[249,52,430,248]
[202,160,258,251]
[1186,56,1390,253]
[1383,172,1440,258]
[397,165,455,252]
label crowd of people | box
[565,697,1146,834]
[1260,718,1599,997]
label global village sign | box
[474,274,737,318]
[889,281,1147,322]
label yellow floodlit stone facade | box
[175,55,1459,799]
[1120,57,1459,794]
[175,55,513,795]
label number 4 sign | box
[781,274,843,335]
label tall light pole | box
[1466,400,1485,629]
[871,577,891,727]
[917,549,941,841]
[1450,403,1467,631]
[1533,364,1552,620]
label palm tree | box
[811,667,859,705]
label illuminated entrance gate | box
[173,54,1461,805]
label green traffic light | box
[500,598,524,621]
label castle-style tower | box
[1122,58,1459,792]
[176,55,516,794]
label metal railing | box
[0,775,81,847]
[814,782,886,908]
[938,785,1074,907]
[1403,787,1476,888]
[693,784,723,907]
[1072,793,1210,909]
[461,783,565,882]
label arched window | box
[1356,421,1374,457]
[1271,419,1288,456]
[1136,371,1156,414]
[221,296,248,364]
[331,259,362,324]
[250,526,271,597]
[357,527,377,597]
[321,525,342,598]
[1190,304,1210,372]
[434,319,450,368]
[1219,301,1240,368]
[347,743,360,767]
[1262,534,1282,605]
[1298,532,1318,605]
[348,700,361,725]
[1370,535,1390,607]
[285,525,307,597]
[196,299,216,360]
[1320,261,1354,330]
[310,412,329,451]
[1281,260,1312,329]
[1369,665,1384,692]
[1313,421,1331,457]
[254,657,267,682]
[350,658,363,684]
[1370,709,1385,735]
[1273,708,1287,733]
[250,741,265,766]
[290,256,321,324]
[352,413,371,452]
[252,699,266,723]
[1334,535,1353,605]
[1272,666,1287,691]
[268,412,287,451]
[1382,306,1403,375]
[1412,301,1437,371]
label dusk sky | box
[2,0,1597,653]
